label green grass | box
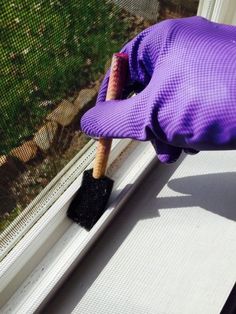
[0,206,21,232]
[0,0,129,154]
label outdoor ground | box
[0,0,198,231]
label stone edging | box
[0,80,100,191]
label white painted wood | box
[0,138,132,308]
[1,142,156,313]
[198,0,236,24]
[211,0,236,24]
[197,0,216,20]
[42,150,236,314]
[3,1,236,312]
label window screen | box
[0,1,198,249]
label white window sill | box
[42,150,236,314]
[2,2,236,312]
[0,139,157,313]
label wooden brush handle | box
[92,53,128,179]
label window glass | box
[0,0,199,242]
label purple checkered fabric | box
[81,16,236,163]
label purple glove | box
[81,16,236,163]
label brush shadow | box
[41,155,184,314]
[41,155,236,313]
[158,172,236,221]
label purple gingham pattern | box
[81,16,236,163]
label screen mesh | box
[0,1,198,236]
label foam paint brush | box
[67,53,128,230]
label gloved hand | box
[81,16,236,163]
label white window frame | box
[0,138,157,312]
[198,0,236,25]
[0,138,131,304]
[1,0,235,311]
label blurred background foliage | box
[0,0,130,154]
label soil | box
[0,11,153,231]
[0,1,198,230]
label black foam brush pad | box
[67,169,114,230]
